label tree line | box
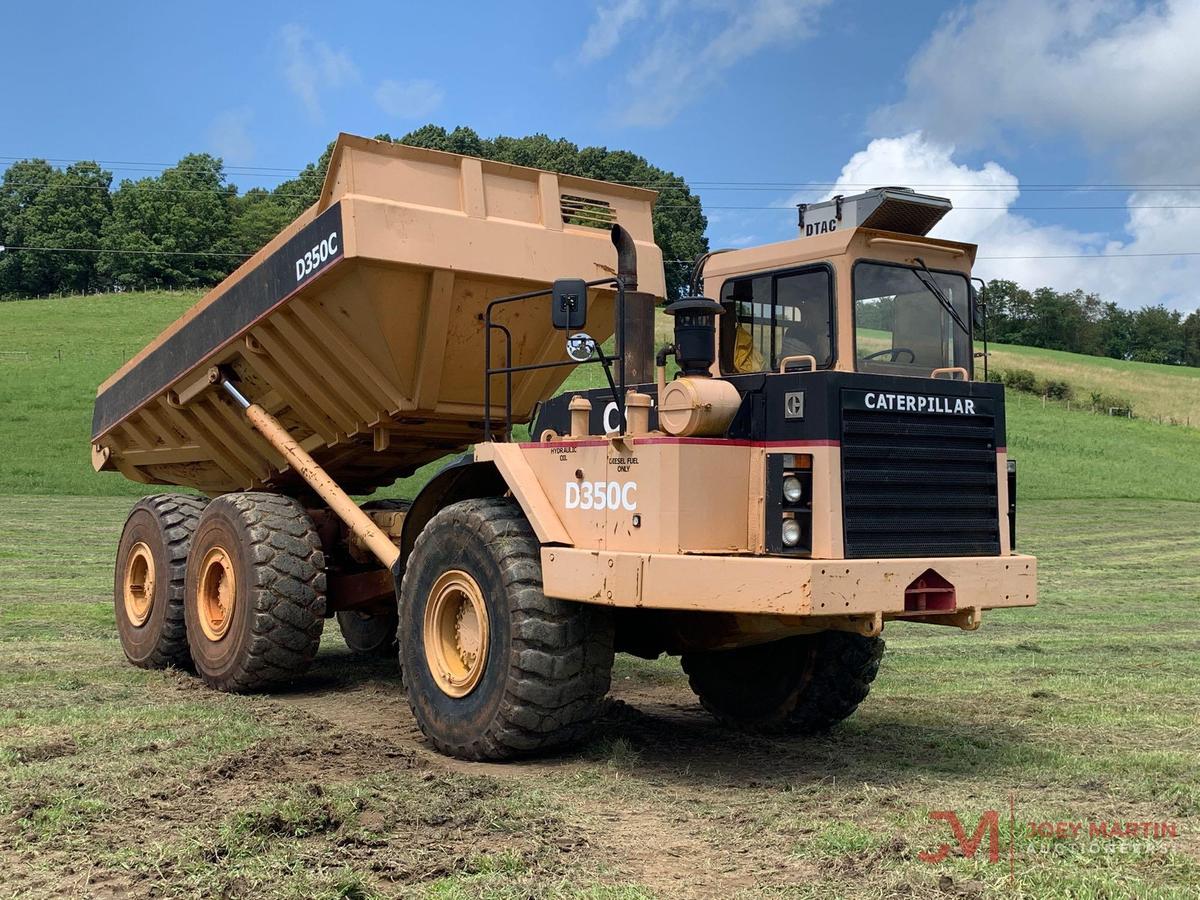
[0,125,707,301]
[3,127,1199,366]
[982,280,1200,367]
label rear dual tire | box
[183,493,326,692]
[114,494,208,669]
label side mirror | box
[970,283,986,330]
[566,332,597,362]
[552,279,588,330]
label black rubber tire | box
[681,631,885,735]
[336,610,398,656]
[399,498,614,760]
[184,492,326,693]
[113,493,208,669]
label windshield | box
[853,262,972,376]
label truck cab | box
[708,188,975,382]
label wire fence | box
[1004,386,1193,428]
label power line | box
[0,155,309,175]
[686,204,1200,211]
[0,244,251,258]
[5,176,1200,196]
[977,250,1200,260]
[5,245,1199,263]
[5,180,1200,212]
[5,153,1200,192]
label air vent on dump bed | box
[561,194,616,229]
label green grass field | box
[4,293,1200,502]
[1,293,1199,897]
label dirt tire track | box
[267,661,815,897]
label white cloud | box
[580,0,646,62]
[838,1,1200,311]
[279,24,359,121]
[207,108,255,165]
[806,133,1200,312]
[879,0,1200,182]
[374,78,445,120]
[578,0,830,125]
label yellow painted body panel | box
[93,134,664,495]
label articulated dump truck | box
[94,134,1036,760]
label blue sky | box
[3,0,1198,310]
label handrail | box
[778,354,818,374]
[483,276,626,441]
[930,366,969,381]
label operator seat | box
[780,324,829,371]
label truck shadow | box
[589,696,1044,787]
[282,646,1044,788]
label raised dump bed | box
[91,134,664,495]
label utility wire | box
[5,154,1200,191]
[7,178,1200,199]
[5,245,1200,262]
[0,245,252,258]
[4,180,1200,212]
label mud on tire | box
[114,493,208,669]
[682,631,885,735]
[184,492,326,692]
[399,498,614,760]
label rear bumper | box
[542,549,1037,619]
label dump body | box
[91,134,664,495]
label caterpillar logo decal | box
[864,392,977,415]
[841,388,990,419]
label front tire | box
[681,631,884,734]
[184,493,326,692]
[399,498,614,760]
[114,494,207,669]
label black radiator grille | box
[841,407,1000,558]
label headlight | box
[782,475,804,503]
[781,518,802,547]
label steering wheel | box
[863,347,916,364]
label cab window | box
[719,266,834,375]
[852,261,972,377]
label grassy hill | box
[985,340,1200,425]
[0,291,199,496]
[2,292,1200,503]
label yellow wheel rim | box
[423,569,490,698]
[123,542,156,627]
[197,547,237,642]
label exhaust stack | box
[611,223,655,384]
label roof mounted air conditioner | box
[796,187,951,239]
